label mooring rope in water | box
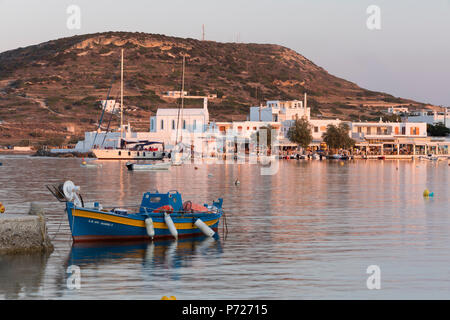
[221,210,229,240]
[49,208,66,242]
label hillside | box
[0,31,427,147]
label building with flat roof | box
[407,109,450,129]
[249,94,310,122]
[387,106,409,114]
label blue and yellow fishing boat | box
[47,181,223,242]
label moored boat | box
[126,161,172,171]
[418,154,441,161]
[47,181,223,242]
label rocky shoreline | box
[32,149,95,158]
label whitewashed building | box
[149,98,209,147]
[99,100,120,114]
[407,109,450,129]
[387,106,409,114]
[249,94,310,122]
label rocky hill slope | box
[0,31,426,146]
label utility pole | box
[202,24,205,41]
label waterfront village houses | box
[407,109,450,129]
[71,95,449,157]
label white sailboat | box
[91,49,166,160]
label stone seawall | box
[0,213,53,254]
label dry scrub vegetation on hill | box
[0,31,427,146]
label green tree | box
[322,123,355,151]
[287,118,313,149]
[382,114,402,122]
[427,123,450,136]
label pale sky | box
[1,0,449,106]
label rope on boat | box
[49,208,66,241]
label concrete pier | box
[0,204,53,254]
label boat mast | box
[120,49,124,138]
[175,55,186,145]
[181,55,185,140]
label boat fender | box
[0,202,5,214]
[423,189,430,197]
[164,212,178,239]
[194,219,215,237]
[145,218,155,238]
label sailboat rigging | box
[91,49,166,160]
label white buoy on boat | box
[194,218,215,237]
[145,218,155,238]
[164,212,178,239]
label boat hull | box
[66,204,221,242]
[92,149,165,160]
[126,162,171,171]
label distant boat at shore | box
[126,161,171,171]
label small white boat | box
[80,161,102,168]
[330,154,342,159]
[418,154,441,161]
[126,162,171,171]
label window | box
[118,151,121,156]
[193,120,197,130]
[149,197,161,203]
[183,120,186,129]
[161,120,164,130]
[172,120,175,130]
[314,127,319,133]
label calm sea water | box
[0,156,449,299]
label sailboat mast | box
[120,49,124,137]
[180,55,185,134]
[175,55,186,146]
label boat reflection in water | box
[67,235,223,271]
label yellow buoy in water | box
[0,202,5,213]
[423,189,430,197]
